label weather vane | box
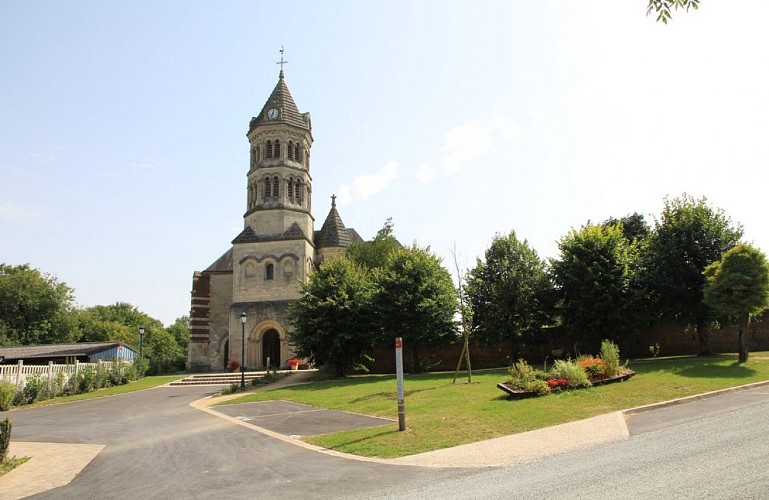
[277,46,288,70]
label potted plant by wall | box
[227,360,240,372]
[287,358,301,370]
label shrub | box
[77,366,96,394]
[508,359,551,395]
[130,358,149,380]
[109,362,131,386]
[577,355,608,380]
[0,418,10,463]
[95,363,110,389]
[0,382,17,412]
[251,372,282,387]
[600,339,621,376]
[220,383,240,395]
[22,374,50,404]
[551,359,591,388]
[53,371,73,397]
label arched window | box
[274,140,281,158]
[264,177,271,198]
[287,142,294,160]
[256,145,260,161]
[272,176,279,197]
[287,179,294,201]
[265,141,273,158]
[265,263,274,280]
[250,146,256,167]
[296,182,303,205]
[295,144,302,161]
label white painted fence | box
[0,359,127,389]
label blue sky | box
[3,1,769,325]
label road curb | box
[623,378,769,416]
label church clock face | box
[267,108,278,120]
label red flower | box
[547,378,570,389]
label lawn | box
[223,354,769,458]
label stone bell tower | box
[188,54,364,373]
[228,66,315,369]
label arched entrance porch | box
[262,329,281,368]
[247,321,287,369]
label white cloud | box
[437,118,523,175]
[415,163,438,185]
[0,201,38,223]
[337,160,399,205]
[491,117,524,142]
[439,121,492,175]
[130,158,160,174]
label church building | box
[188,68,362,372]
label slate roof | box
[232,222,309,244]
[249,70,311,133]
[314,198,363,249]
[204,248,233,272]
[0,342,133,361]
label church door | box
[223,339,229,371]
[262,329,281,368]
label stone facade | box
[188,70,362,372]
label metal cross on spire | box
[276,46,288,71]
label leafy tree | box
[374,245,458,373]
[647,0,699,24]
[550,223,643,348]
[704,244,769,362]
[466,231,551,360]
[288,257,377,377]
[0,263,76,345]
[346,218,400,270]
[147,328,186,373]
[603,213,650,244]
[166,316,190,353]
[74,309,133,343]
[79,302,181,373]
[646,194,742,355]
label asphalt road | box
[8,386,460,499]
[366,385,769,499]
[7,383,769,499]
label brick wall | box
[361,311,769,374]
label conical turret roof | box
[316,196,353,249]
[249,70,311,132]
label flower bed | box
[497,371,635,399]
[497,339,635,399]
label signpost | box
[395,337,406,431]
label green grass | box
[222,354,769,458]
[0,456,30,476]
[15,374,186,409]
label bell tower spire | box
[242,54,314,238]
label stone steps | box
[169,371,267,386]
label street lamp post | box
[138,325,145,362]
[240,312,247,389]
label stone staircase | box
[169,371,272,386]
